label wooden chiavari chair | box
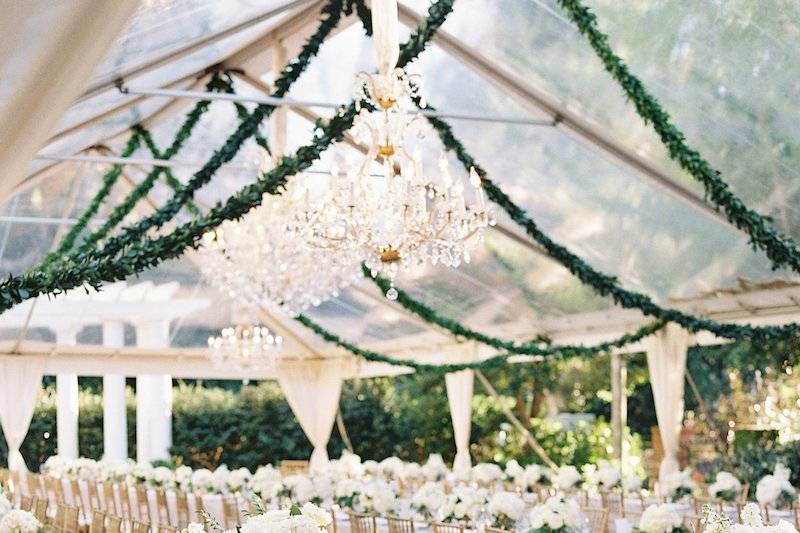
[89,510,107,533]
[222,495,241,530]
[27,472,45,499]
[33,497,49,523]
[683,515,703,533]
[20,495,33,511]
[135,485,152,523]
[101,482,117,516]
[347,512,377,533]
[431,522,465,533]
[582,507,609,533]
[174,492,192,528]
[63,504,81,533]
[106,515,123,533]
[386,516,416,533]
[69,478,86,519]
[46,476,65,507]
[154,488,171,527]
[279,460,310,477]
[484,527,512,533]
[118,484,133,521]
[53,503,67,529]
[87,481,101,513]
[325,508,337,533]
[132,520,151,533]
[693,496,723,515]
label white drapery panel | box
[644,323,690,480]
[0,357,46,471]
[0,1,138,202]
[276,360,344,472]
[370,0,399,74]
[445,369,474,473]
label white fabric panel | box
[371,0,399,74]
[445,370,474,473]
[0,357,46,471]
[276,360,344,472]
[0,0,138,202]
[644,323,690,480]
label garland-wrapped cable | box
[0,0,453,312]
[556,0,800,275]
[363,264,665,356]
[39,132,143,268]
[136,126,200,216]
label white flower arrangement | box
[440,486,487,525]
[240,503,332,533]
[363,461,380,477]
[703,502,800,533]
[708,472,742,503]
[486,491,525,531]
[379,457,404,479]
[528,496,583,533]
[411,482,446,521]
[756,464,796,509]
[0,510,43,533]
[150,466,176,488]
[401,463,424,483]
[333,478,364,509]
[174,465,194,492]
[282,475,316,505]
[421,454,448,482]
[658,468,695,502]
[472,463,504,486]
[191,468,216,495]
[622,474,644,494]
[505,460,524,482]
[554,466,582,491]
[594,460,621,491]
[226,467,252,494]
[357,480,396,515]
[635,504,688,533]
[252,466,283,501]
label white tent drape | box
[0,357,46,471]
[445,369,474,473]
[370,0,399,74]
[644,323,690,480]
[276,360,344,472]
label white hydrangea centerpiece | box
[756,464,796,509]
[634,503,689,533]
[440,486,487,525]
[554,466,582,491]
[658,468,695,502]
[703,502,800,533]
[486,491,525,531]
[708,472,742,503]
[0,510,44,533]
[411,482,446,521]
[527,496,583,533]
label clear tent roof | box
[2,0,799,354]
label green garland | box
[0,0,453,312]
[556,0,800,275]
[363,264,665,356]
[295,314,515,373]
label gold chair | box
[90,510,107,533]
[325,508,337,533]
[27,472,45,499]
[106,515,123,533]
[154,488,171,527]
[132,520,151,533]
[135,485,152,523]
[386,516,416,533]
[347,512,377,533]
[683,515,703,533]
[582,507,609,533]
[431,522,465,533]
[63,504,81,533]
[69,478,86,519]
[20,495,33,511]
[46,476,65,506]
[174,492,191,528]
[101,482,117,516]
[118,484,133,520]
[279,460,310,477]
[33,497,48,523]
[87,482,102,513]
[222,495,241,530]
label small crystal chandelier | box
[197,154,362,315]
[288,1,493,299]
[207,323,283,370]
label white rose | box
[301,503,332,527]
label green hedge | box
[0,375,622,472]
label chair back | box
[90,510,107,533]
[33,497,48,523]
[135,485,152,522]
[27,472,44,499]
[485,527,512,533]
[155,488,171,526]
[175,491,191,527]
[683,515,703,533]
[431,522,465,533]
[87,481,101,512]
[63,504,81,533]
[106,514,123,533]
[101,482,117,515]
[20,495,33,511]
[69,478,85,516]
[279,460,310,477]
[133,519,152,533]
[348,512,377,533]
[118,484,133,520]
[387,516,416,533]
[582,507,609,533]
[46,476,65,505]
[222,495,241,529]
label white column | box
[644,323,690,481]
[445,370,474,473]
[135,321,172,463]
[55,326,80,459]
[102,321,128,462]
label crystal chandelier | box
[288,3,493,299]
[207,323,283,370]
[197,155,362,315]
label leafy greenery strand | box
[557,0,800,275]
